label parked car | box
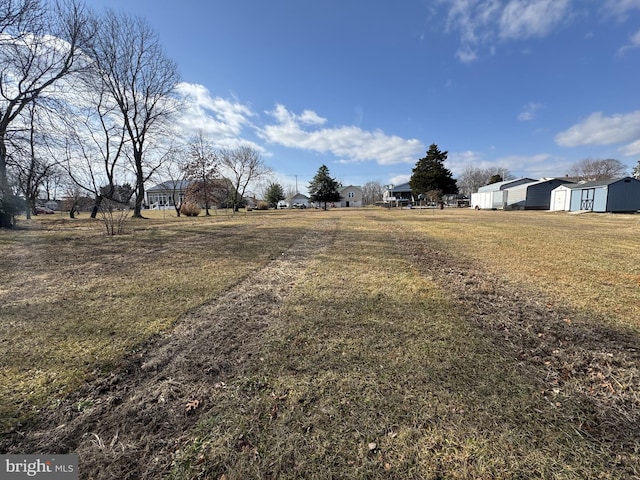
[292,203,307,209]
[35,206,55,214]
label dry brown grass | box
[390,208,640,330]
[171,209,640,479]
[0,209,319,432]
[2,207,639,479]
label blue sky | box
[88,0,640,192]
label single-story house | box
[338,185,363,207]
[471,178,536,210]
[146,178,239,209]
[291,193,310,208]
[146,180,191,209]
[503,178,574,210]
[551,177,640,213]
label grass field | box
[1,207,639,478]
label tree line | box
[0,0,268,228]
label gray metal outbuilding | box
[471,178,536,209]
[504,178,574,210]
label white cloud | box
[555,111,640,155]
[447,150,485,175]
[618,29,640,55]
[259,105,424,166]
[437,0,570,61]
[620,138,640,156]
[517,101,544,121]
[388,174,411,186]
[603,0,640,20]
[495,153,574,177]
[174,82,255,142]
[499,0,570,40]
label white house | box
[338,185,363,207]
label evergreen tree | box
[409,144,458,199]
[488,174,503,185]
[264,182,285,208]
[308,165,341,210]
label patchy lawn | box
[1,208,639,479]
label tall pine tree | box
[410,144,458,199]
[308,165,341,210]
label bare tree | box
[457,166,514,196]
[60,80,130,219]
[568,158,628,181]
[160,153,189,217]
[184,131,217,216]
[10,102,61,218]
[362,181,383,205]
[88,9,180,218]
[284,184,297,208]
[0,0,91,227]
[219,145,271,212]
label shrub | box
[180,201,201,217]
[255,201,270,210]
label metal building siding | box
[504,184,528,208]
[606,178,640,212]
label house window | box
[348,191,354,198]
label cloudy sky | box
[88,0,640,191]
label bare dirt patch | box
[2,219,338,479]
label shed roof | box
[562,176,639,189]
[477,178,536,192]
[505,178,574,190]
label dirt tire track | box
[395,226,640,471]
[2,218,338,479]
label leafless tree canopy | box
[88,9,180,218]
[457,166,513,196]
[568,158,628,181]
[0,0,91,226]
[362,181,383,205]
[219,145,271,212]
[184,131,218,216]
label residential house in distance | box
[550,177,640,213]
[146,178,239,210]
[291,193,310,208]
[146,180,191,209]
[383,183,413,206]
[338,185,363,207]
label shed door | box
[580,188,595,211]
[553,190,566,210]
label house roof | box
[339,185,362,192]
[390,182,412,193]
[148,180,192,191]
